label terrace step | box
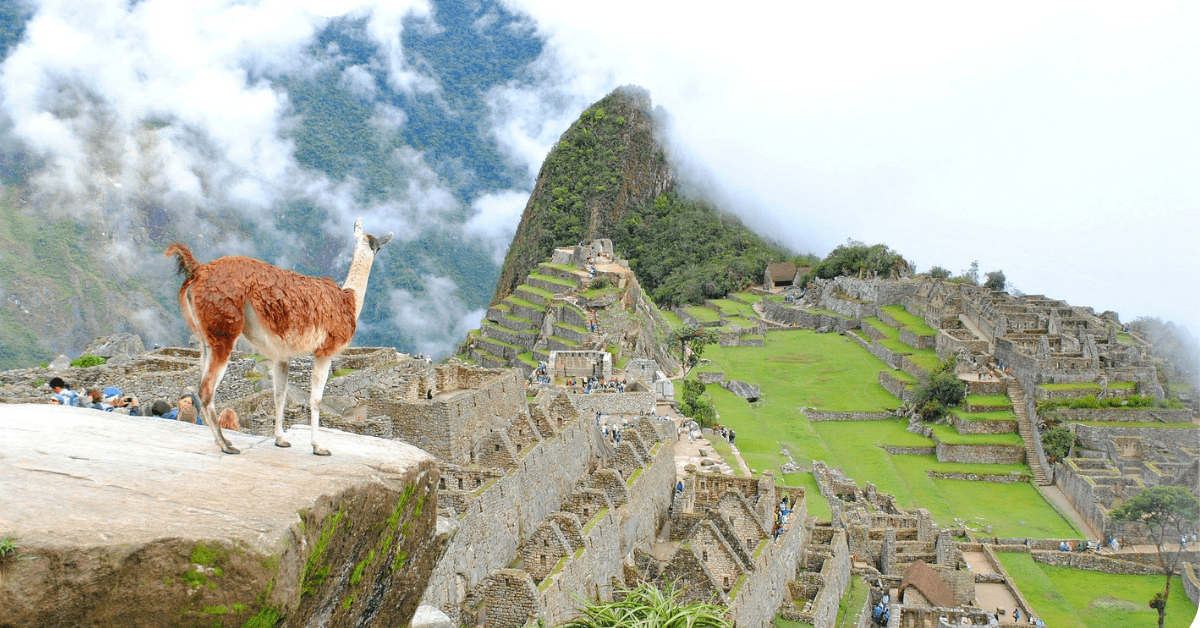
[1009,379,1050,485]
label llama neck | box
[343,243,376,319]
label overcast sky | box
[2,0,1196,350]
[493,0,1199,335]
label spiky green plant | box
[559,583,731,628]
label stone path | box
[1008,379,1050,485]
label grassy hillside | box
[492,87,671,304]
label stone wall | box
[537,437,675,625]
[420,403,610,618]
[936,329,988,362]
[1184,562,1200,607]
[567,391,657,416]
[1055,408,1194,424]
[878,371,915,403]
[1073,424,1200,452]
[791,529,850,628]
[1030,550,1163,575]
[805,411,896,422]
[760,300,858,332]
[949,414,1017,435]
[935,441,1025,465]
[725,495,812,628]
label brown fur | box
[165,219,389,455]
[218,408,240,431]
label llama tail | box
[164,243,199,279]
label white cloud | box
[389,275,481,357]
[464,189,528,264]
[493,0,1199,333]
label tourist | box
[149,400,173,419]
[48,377,82,407]
[218,408,240,432]
[83,388,109,411]
[1012,608,1020,622]
[103,387,143,416]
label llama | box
[165,218,391,455]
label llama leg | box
[270,359,291,448]
[309,356,332,456]
[199,341,238,454]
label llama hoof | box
[313,446,331,456]
[223,445,240,455]
[276,438,291,448]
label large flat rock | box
[0,404,446,627]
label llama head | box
[353,217,394,254]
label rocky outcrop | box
[0,404,448,628]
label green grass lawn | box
[953,409,1019,422]
[997,551,1197,628]
[696,328,1078,537]
[930,424,1023,445]
[683,306,721,323]
[711,298,757,318]
[658,309,685,331]
[880,304,938,336]
[733,291,765,305]
[967,394,1012,407]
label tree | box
[984,270,1006,291]
[679,379,716,427]
[928,266,951,279]
[1109,485,1200,628]
[673,325,720,379]
[959,261,980,286]
[1041,424,1074,463]
[912,360,966,421]
[560,582,731,628]
[798,239,910,287]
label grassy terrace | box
[581,285,619,299]
[517,284,555,300]
[953,409,1019,422]
[697,328,1079,537]
[998,551,1197,628]
[967,394,1012,407]
[659,309,685,330]
[528,271,577,288]
[929,424,1023,445]
[711,298,757,318]
[682,305,721,323]
[880,304,937,336]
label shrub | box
[1042,425,1074,463]
[913,364,966,420]
[928,266,951,279]
[560,582,731,628]
[984,270,1006,291]
[69,355,106,368]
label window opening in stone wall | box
[458,478,464,490]
[703,550,708,561]
[724,576,730,589]
[439,478,446,489]
[540,555,546,566]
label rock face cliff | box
[491,86,673,305]
[0,404,448,628]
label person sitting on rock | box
[167,392,202,424]
[149,400,174,419]
[218,408,240,432]
[47,377,82,407]
[83,388,110,410]
[102,387,142,416]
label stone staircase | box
[1008,379,1050,485]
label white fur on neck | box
[343,238,376,319]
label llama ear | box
[354,217,363,238]
[379,232,393,246]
